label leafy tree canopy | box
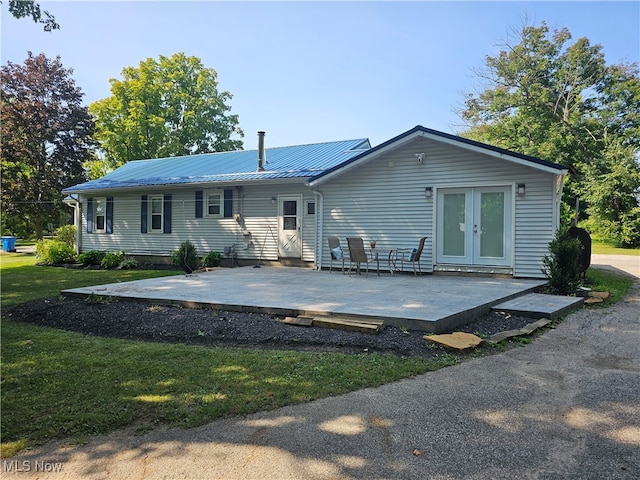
[3,0,59,31]
[89,53,244,175]
[1,52,94,239]
[460,21,640,246]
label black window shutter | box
[223,189,233,218]
[106,197,114,234]
[140,195,148,233]
[163,194,172,233]
[195,191,203,218]
[87,198,94,233]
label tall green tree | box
[1,53,94,239]
[460,22,640,246]
[3,0,59,31]
[89,53,244,175]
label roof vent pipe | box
[257,131,266,172]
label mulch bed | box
[3,295,539,358]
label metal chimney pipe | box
[257,131,265,172]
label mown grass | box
[591,239,640,255]
[1,320,449,456]
[1,251,179,306]
[585,267,634,305]
[0,252,455,457]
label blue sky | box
[2,1,639,151]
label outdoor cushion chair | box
[396,236,427,275]
[327,236,347,273]
[346,237,377,276]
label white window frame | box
[94,197,107,233]
[305,200,315,216]
[206,192,223,217]
[149,195,164,233]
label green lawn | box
[0,252,451,457]
[591,239,640,255]
[1,251,179,306]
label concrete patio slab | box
[62,267,547,332]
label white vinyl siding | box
[77,184,317,263]
[317,137,559,278]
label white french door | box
[436,187,512,266]
[278,195,302,258]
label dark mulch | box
[3,295,539,358]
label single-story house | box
[63,126,568,278]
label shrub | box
[541,226,583,295]
[202,251,222,267]
[171,241,199,273]
[55,224,77,248]
[117,257,139,270]
[35,239,76,265]
[101,251,126,269]
[78,250,105,266]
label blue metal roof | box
[64,138,371,193]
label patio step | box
[491,293,584,320]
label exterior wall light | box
[424,187,433,198]
[271,196,276,204]
[517,183,526,196]
[416,153,426,163]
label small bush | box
[117,257,139,270]
[101,251,126,269]
[202,251,222,267]
[541,226,583,295]
[78,250,105,266]
[171,241,199,273]
[35,239,76,265]
[55,224,77,248]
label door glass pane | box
[480,192,504,258]
[443,193,465,256]
[283,200,297,230]
[283,201,297,216]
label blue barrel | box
[1,236,17,252]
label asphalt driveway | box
[5,256,639,479]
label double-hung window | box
[207,192,222,217]
[94,197,107,233]
[149,195,164,232]
[87,196,113,234]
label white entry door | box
[278,195,302,258]
[436,187,512,266]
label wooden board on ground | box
[282,315,384,334]
[282,316,314,326]
[311,316,384,334]
[487,318,551,343]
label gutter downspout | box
[312,188,324,270]
[63,195,81,254]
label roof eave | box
[63,176,311,195]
